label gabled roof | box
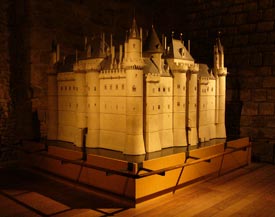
[167,39,194,62]
[143,25,163,54]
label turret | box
[213,34,226,76]
[124,17,145,155]
[213,34,227,139]
[143,25,164,73]
[123,17,144,68]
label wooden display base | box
[20,137,251,206]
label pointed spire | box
[215,31,223,52]
[129,17,140,39]
[143,24,163,54]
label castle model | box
[47,17,227,155]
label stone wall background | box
[175,0,275,162]
[0,0,275,162]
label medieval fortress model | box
[47,18,227,155]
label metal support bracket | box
[188,155,211,163]
[138,167,165,176]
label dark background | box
[0,0,275,162]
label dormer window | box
[179,48,184,57]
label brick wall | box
[0,0,17,162]
[0,1,11,145]
[174,0,275,162]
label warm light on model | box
[47,17,227,155]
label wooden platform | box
[1,162,274,216]
[19,137,251,206]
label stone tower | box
[123,18,145,155]
[214,36,227,138]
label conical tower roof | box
[143,25,163,54]
[129,17,140,39]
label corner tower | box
[213,35,227,138]
[123,17,145,155]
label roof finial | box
[129,14,139,38]
[180,33,183,41]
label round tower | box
[214,37,227,138]
[74,70,87,147]
[173,71,188,147]
[124,17,145,155]
[86,65,100,148]
[187,70,198,146]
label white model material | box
[47,18,227,155]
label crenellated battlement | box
[48,16,227,155]
[99,69,126,79]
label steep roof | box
[143,25,163,54]
[129,17,140,39]
[167,38,194,62]
[215,37,224,53]
[143,58,159,74]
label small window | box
[110,85,112,90]
[158,87,161,92]
[163,87,165,92]
[168,87,170,92]
[132,85,136,92]
[94,86,96,91]
[116,84,118,90]
[104,85,107,90]
[122,84,125,90]
[177,84,180,89]
[177,102,180,106]
[158,105,160,110]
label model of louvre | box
[47,17,227,155]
